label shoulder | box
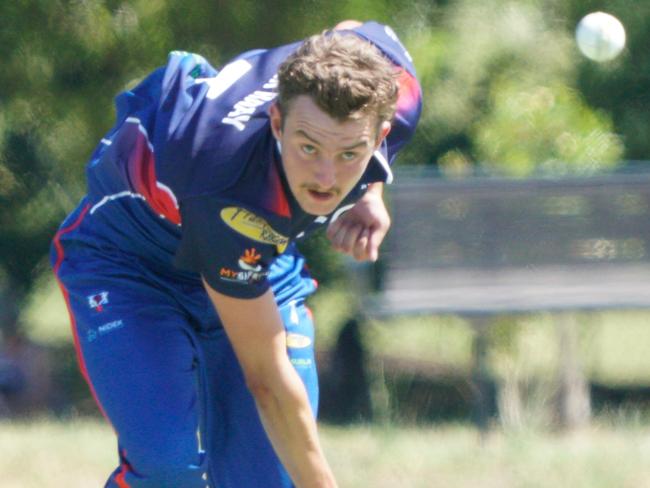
[349,23,422,162]
[154,49,284,198]
[346,22,418,77]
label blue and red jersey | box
[80,21,422,299]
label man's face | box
[270,96,390,216]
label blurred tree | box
[402,0,624,175]
[558,0,650,162]
[0,0,174,337]
[474,80,623,176]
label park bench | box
[369,167,650,316]
[354,166,650,427]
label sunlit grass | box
[0,417,116,488]
[2,417,650,487]
[327,421,650,488]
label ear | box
[269,102,283,140]
[374,121,392,149]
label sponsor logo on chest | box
[221,206,288,253]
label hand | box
[326,184,390,262]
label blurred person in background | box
[52,19,421,487]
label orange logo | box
[220,267,238,278]
[240,248,261,266]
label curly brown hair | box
[276,31,399,125]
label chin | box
[299,197,340,216]
[301,203,337,216]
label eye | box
[301,144,317,155]
[341,151,357,161]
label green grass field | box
[2,417,650,487]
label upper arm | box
[175,197,286,299]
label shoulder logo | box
[221,207,288,253]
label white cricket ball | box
[575,12,626,62]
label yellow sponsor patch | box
[286,333,312,349]
[221,207,289,253]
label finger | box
[330,222,358,252]
[328,220,350,250]
[353,227,370,261]
[337,224,364,253]
[328,220,347,249]
[326,218,342,240]
[326,222,341,242]
[365,226,385,262]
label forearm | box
[204,284,337,487]
[251,359,336,488]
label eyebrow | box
[295,129,370,151]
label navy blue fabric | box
[54,210,318,487]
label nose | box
[313,157,336,189]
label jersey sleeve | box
[111,51,219,154]
[150,46,298,198]
[351,22,423,172]
[351,22,417,77]
[175,195,284,299]
[88,52,223,225]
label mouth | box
[307,189,336,202]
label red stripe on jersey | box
[115,467,130,488]
[128,130,181,225]
[54,206,134,487]
[114,450,133,488]
[52,204,114,423]
[265,158,292,218]
[396,69,422,114]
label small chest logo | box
[87,292,109,312]
[238,248,262,272]
[219,248,268,285]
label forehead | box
[283,95,376,144]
